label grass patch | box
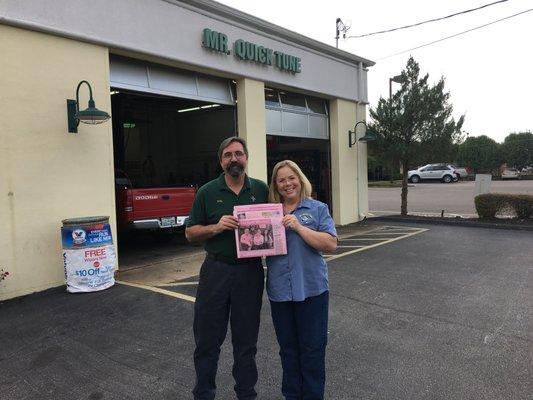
[368,180,403,188]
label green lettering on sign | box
[202,28,301,73]
[234,39,246,59]
[245,42,255,61]
[282,54,290,70]
[266,49,273,66]
[202,28,229,55]
[274,51,283,68]
[289,56,296,71]
[258,46,266,63]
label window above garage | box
[110,55,235,105]
[265,88,327,115]
[265,87,329,139]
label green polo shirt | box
[187,173,269,263]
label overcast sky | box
[217,0,532,143]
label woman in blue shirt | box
[267,160,337,400]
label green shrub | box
[475,193,533,219]
[475,194,505,218]
[510,195,533,219]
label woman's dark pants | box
[270,291,329,400]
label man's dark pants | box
[193,256,264,400]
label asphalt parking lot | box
[1,223,531,400]
[369,180,533,217]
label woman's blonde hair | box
[269,160,313,203]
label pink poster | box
[234,203,287,258]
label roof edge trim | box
[167,0,375,67]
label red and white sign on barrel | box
[61,216,116,293]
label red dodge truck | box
[114,170,196,232]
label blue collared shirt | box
[266,198,337,302]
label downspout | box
[357,62,363,220]
[358,62,364,102]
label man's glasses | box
[222,151,246,160]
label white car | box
[408,164,457,183]
[448,164,468,179]
[501,168,521,180]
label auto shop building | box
[0,0,374,300]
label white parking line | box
[358,232,417,235]
[341,238,392,241]
[117,280,196,302]
[378,225,430,230]
[325,227,428,262]
[158,282,199,287]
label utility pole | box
[335,18,341,48]
[335,18,350,48]
[388,74,404,183]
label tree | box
[413,134,462,167]
[368,137,402,181]
[457,135,501,173]
[501,131,533,169]
[369,57,464,215]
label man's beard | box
[226,161,245,177]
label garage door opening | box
[111,89,236,268]
[112,90,235,188]
[267,135,331,207]
[265,87,332,209]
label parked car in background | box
[408,164,457,183]
[520,166,533,180]
[501,168,521,180]
[448,164,468,179]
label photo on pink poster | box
[234,204,287,258]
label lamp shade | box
[358,133,376,142]
[390,74,405,83]
[76,99,111,125]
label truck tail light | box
[125,190,133,213]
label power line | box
[378,8,532,60]
[346,0,510,39]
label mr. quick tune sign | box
[61,217,116,293]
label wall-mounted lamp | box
[348,121,375,147]
[67,80,111,133]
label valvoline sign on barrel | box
[61,216,116,293]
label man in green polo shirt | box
[185,137,269,400]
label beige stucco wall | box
[330,98,368,225]
[236,78,268,183]
[0,25,116,300]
